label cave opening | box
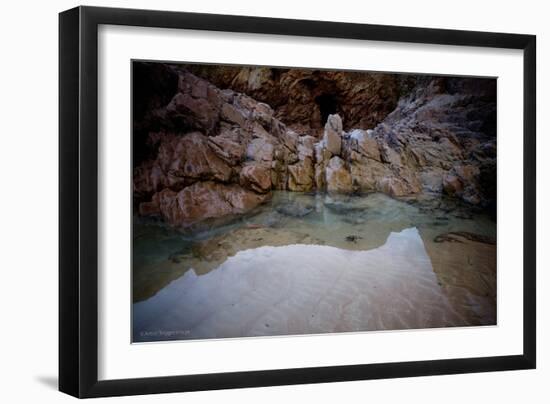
[316,94,338,126]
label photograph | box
[131,61,497,342]
[0,0,543,401]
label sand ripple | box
[133,227,467,342]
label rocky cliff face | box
[185,65,410,136]
[133,62,496,229]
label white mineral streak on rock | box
[133,227,460,341]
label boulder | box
[225,185,272,213]
[350,159,389,192]
[419,168,446,193]
[207,131,245,165]
[441,164,483,205]
[454,164,480,183]
[240,164,272,193]
[462,187,482,205]
[251,122,277,141]
[138,193,161,216]
[325,156,352,193]
[314,164,325,190]
[297,135,316,160]
[220,102,247,126]
[165,93,219,134]
[349,129,381,161]
[156,132,232,187]
[288,158,314,192]
[379,142,402,166]
[133,160,165,196]
[157,181,270,228]
[377,177,415,197]
[322,114,343,155]
[246,137,275,162]
[279,129,299,152]
[252,102,274,126]
[442,174,463,196]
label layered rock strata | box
[184,64,409,136]
[133,63,496,228]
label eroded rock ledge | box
[133,63,496,228]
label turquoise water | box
[134,191,495,275]
[132,191,497,340]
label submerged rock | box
[188,227,325,272]
[323,197,366,215]
[434,231,496,245]
[345,235,363,243]
[275,201,314,218]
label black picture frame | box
[59,5,536,398]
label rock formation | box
[183,65,410,136]
[133,63,496,229]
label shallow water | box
[132,192,496,342]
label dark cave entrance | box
[315,94,338,126]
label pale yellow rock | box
[322,114,343,156]
[325,156,352,193]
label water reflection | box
[132,192,496,342]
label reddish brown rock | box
[240,164,272,193]
[157,182,271,228]
[279,129,299,152]
[133,160,166,196]
[156,132,232,188]
[454,164,480,183]
[252,102,274,126]
[165,93,219,134]
[138,193,161,216]
[134,64,497,226]
[184,65,402,133]
[225,185,271,213]
[442,174,463,196]
[246,137,275,163]
[221,102,247,126]
[207,130,246,165]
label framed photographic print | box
[59,6,536,398]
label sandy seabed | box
[132,192,496,342]
[133,227,487,342]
